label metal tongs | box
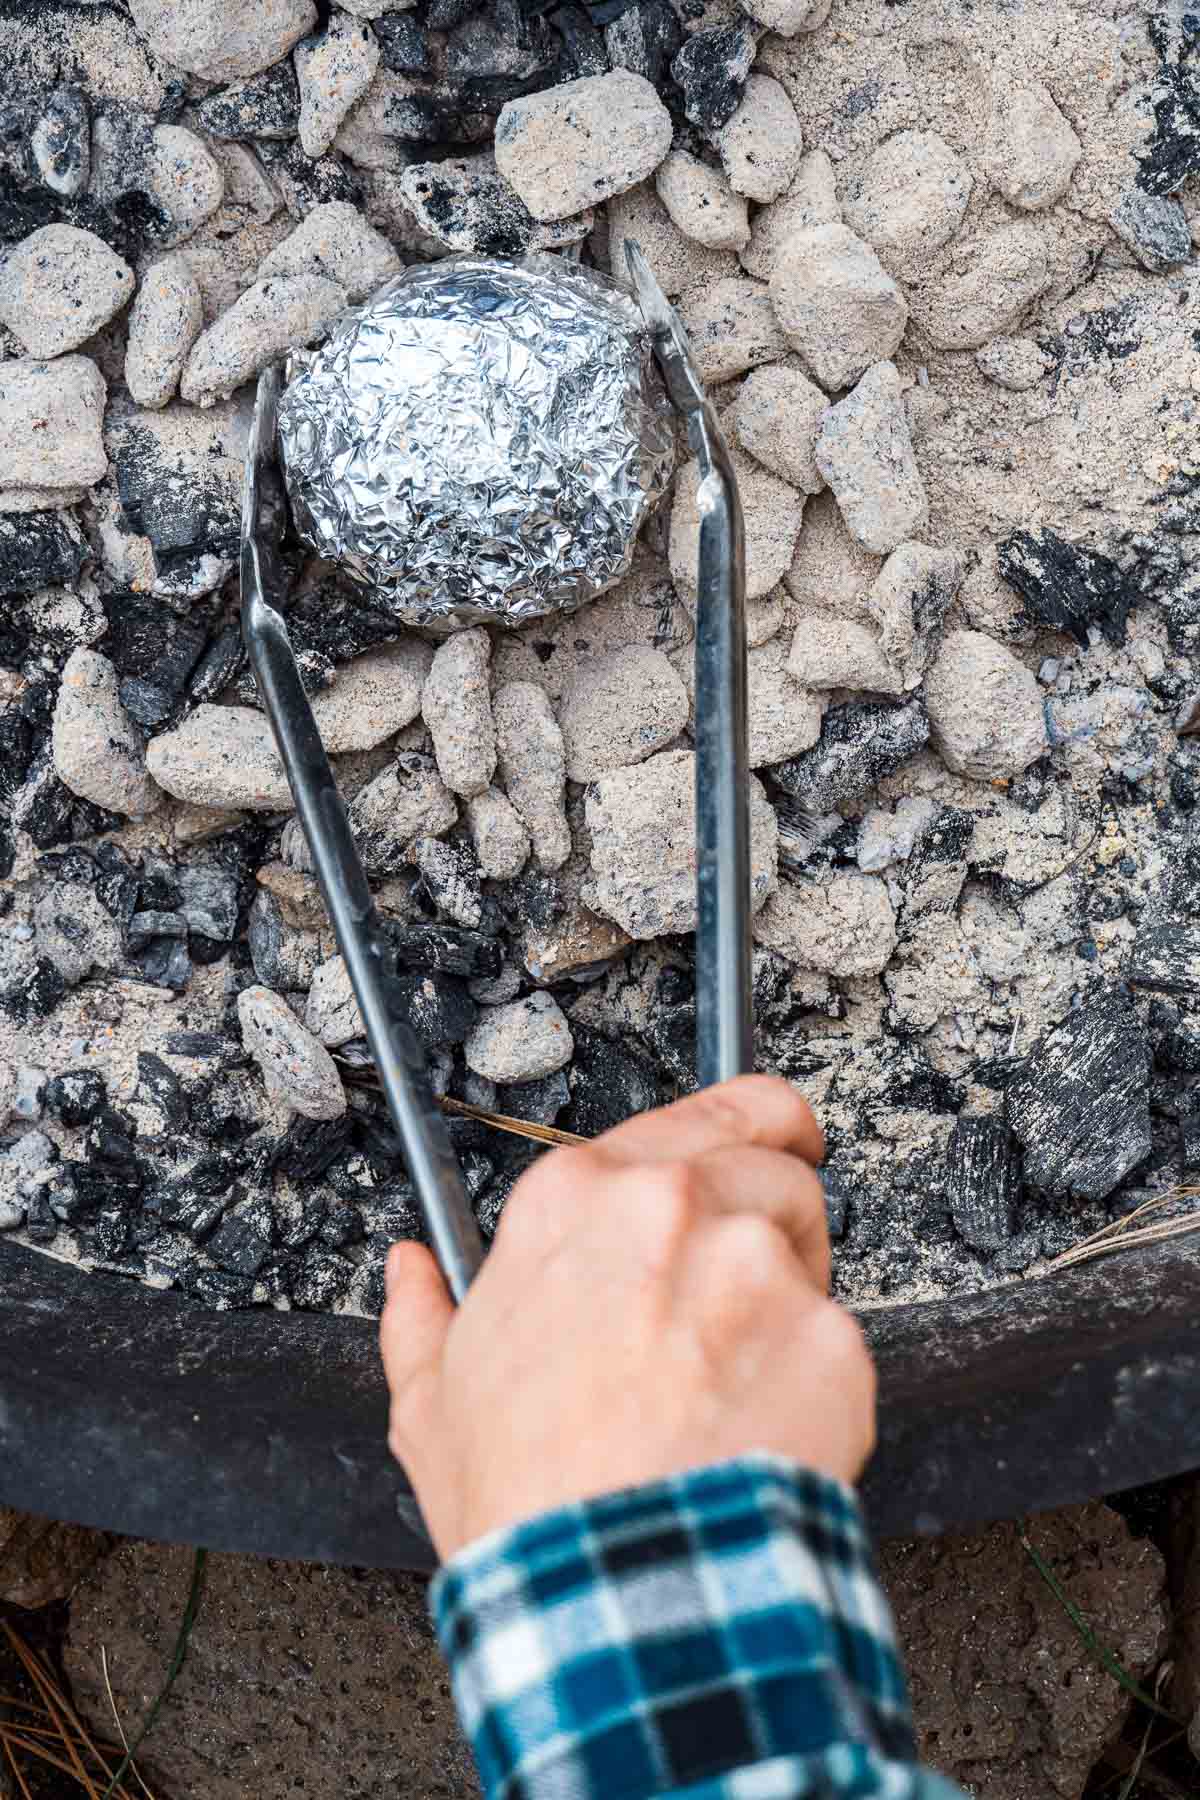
[240,247,751,1304]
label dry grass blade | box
[102,1646,156,1800]
[1047,1187,1200,1273]
[0,1622,138,1800]
[438,1094,586,1147]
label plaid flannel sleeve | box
[430,1452,966,1799]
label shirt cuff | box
[430,1453,921,1799]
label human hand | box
[380,1074,876,1560]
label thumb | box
[379,1241,454,1463]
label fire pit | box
[4,0,1200,1556]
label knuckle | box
[816,1300,874,1374]
[723,1212,793,1286]
[646,1160,700,1229]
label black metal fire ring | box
[2,1234,1199,1570]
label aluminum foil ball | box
[277,254,676,632]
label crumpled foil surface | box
[277,254,676,632]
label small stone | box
[676,274,788,385]
[769,223,907,393]
[914,222,1048,351]
[493,681,571,872]
[924,629,1046,781]
[671,445,805,599]
[12,1066,46,1122]
[585,748,777,938]
[745,593,787,648]
[607,181,739,303]
[974,336,1050,392]
[998,527,1133,649]
[863,541,963,690]
[238,983,347,1119]
[463,788,529,881]
[561,646,689,783]
[295,13,380,159]
[256,201,400,303]
[522,903,632,983]
[346,759,458,876]
[124,255,204,410]
[947,1114,1022,1251]
[306,956,363,1046]
[308,637,431,752]
[34,883,121,985]
[180,275,346,407]
[421,628,496,799]
[1005,987,1150,1201]
[30,85,90,198]
[147,126,225,246]
[52,649,160,817]
[987,77,1081,212]
[145,705,290,810]
[841,131,970,272]
[0,225,134,359]
[412,836,484,930]
[398,156,591,256]
[742,638,824,766]
[1109,187,1192,272]
[494,70,672,224]
[655,151,749,251]
[464,991,573,1082]
[754,869,897,976]
[0,357,106,496]
[739,149,839,281]
[129,0,318,84]
[767,697,929,809]
[716,73,801,206]
[730,364,826,494]
[671,20,757,131]
[788,609,897,692]
[815,361,927,555]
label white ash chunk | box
[816,362,927,556]
[856,795,938,873]
[180,274,345,407]
[753,871,897,976]
[925,628,1047,781]
[30,85,90,199]
[125,254,204,409]
[256,201,400,302]
[677,275,787,385]
[494,70,673,224]
[974,336,1050,392]
[34,882,122,985]
[585,748,778,939]
[238,984,347,1119]
[607,181,739,303]
[464,992,574,1083]
[739,149,839,281]
[347,760,458,875]
[129,0,318,83]
[731,364,827,494]
[560,646,689,782]
[305,954,364,1047]
[412,836,484,929]
[914,222,1049,351]
[0,224,133,359]
[0,1062,13,1129]
[986,77,1081,213]
[863,541,963,689]
[209,141,282,223]
[841,131,970,272]
[769,223,907,393]
[655,151,749,250]
[466,788,530,880]
[146,705,291,809]
[784,488,883,619]
[744,638,824,766]
[746,593,786,647]
[671,447,805,600]
[0,357,106,495]
[399,156,593,256]
[309,636,432,752]
[52,648,160,817]
[147,126,225,246]
[716,75,802,205]
[296,13,380,159]
[422,628,497,799]
[788,609,897,693]
[742,0,831,33]
[493,681,571,872]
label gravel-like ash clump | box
[2,0,1200,1317]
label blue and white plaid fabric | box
[431,1453,966,1799]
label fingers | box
[685,1145,831,1290]
[379,1242,453,1464]
[593,1074,824,1168]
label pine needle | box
[438,1094,586,1148]
[1047,1188,1200,1273]
[99,1547,207,1800]
[0,1623,138,1800]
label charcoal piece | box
[946,1115,1022,1251]
[388,922,503,980]
[460,1147,495,1199]
[289,1248,354,1309]
[565,1024,659,1134]
[0,954,65,1024]
[821,1169,853,1240]
[175,864,240,945]
[1137,44,1200,195]
[886,1063,966,1116]
[500,1069,570,1125]
[184,1267,258,1309]
[1110,186,1192,269]
[106,592,206,691]
[14,747,76,850]
[207,1214,272,1277]
[647,1001,698,1095]
[188,1151,241,1196]
[163,1030,242,1062]
[318,1203,364,1249]
[1158,1026,1200,1071]
[1168,587,1200,656]
[193,63,301,140]
[256,139,361,211]
[425,0,480,28]
[670,19,756,130]
[127,910,187,952]
[134,937,192,991]
[444,7,558,108]
[0,510,87,593]
[767,700,929,814]
[1129,920,1200,994]
[189,625,245,703]
[1004,987,1151,1201]
[271,1114,352,1182]
[111,419,240,579]
[604,0,681,87]
[392,969,478,1047]
[375,15,432,71]
[284,587,402,667]
[133,1052,189,1136]
[90,1207,131,1260]
[374,1177,425,1240]
[44,1068,106,1127]
[1181,1107,1200,1172]
[46,1168,84,1224]
[22,1192,57,1244]
[997,528,1133,649]
[92,841,140,928]
[276,1191,328,1251]
[547,5,608,81]
[0,709,32,804]
[414,835,485,929]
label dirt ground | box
[2,1476,1198,1800]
